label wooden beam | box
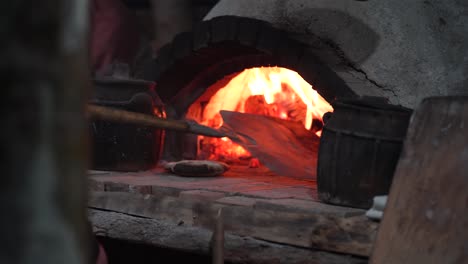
[89,190,378,257]
[0,0,90,263]
[90,208,367,264]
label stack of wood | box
[244,93,323,132]
[244,93,308,126]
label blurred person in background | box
[89,0,140,74]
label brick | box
[88,178,105,192]
[151,186,183,198]
[215,196,265,207]
[255,199,364,217]
[179,190,226,201]
[104,182,129,192]
[242,187,316,200]
[204,182,275,193]
[129,185,152,195]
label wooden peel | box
[88,105,318,179]
[88,104,227,138]
[219,110,317,179]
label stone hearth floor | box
[89,165,318,201]
[88,165,377,262]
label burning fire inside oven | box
[187,66,333,164]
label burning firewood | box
[244,93,309,126]
[249,158,261,168]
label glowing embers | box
[188,66,333,163]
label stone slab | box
[215,196,265,207]
[89,168,317,200]
[241,186,317,200]
[89,190,377,257]
[255,198,365,217]
[179,190,226,201]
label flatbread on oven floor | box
[164,160,229,177]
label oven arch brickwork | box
[138,16,358,160]
[205,0,468,108]
[139,15,357,116]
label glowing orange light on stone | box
[197,66,333,162]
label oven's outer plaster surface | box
[206,0,468,108]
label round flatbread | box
[164,160,229,177]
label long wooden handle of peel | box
[88,104,189,131]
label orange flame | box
[194,67,333,162]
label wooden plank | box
[1,1,90,263]
[89,190,377,256]
[370,97,468,264]
[89,208,367,264]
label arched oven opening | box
[139,16,357,179]
[186,66,332,177]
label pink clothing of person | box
[90,0,140,73]
[96,243,108,264]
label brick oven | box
[130,14,411,203]
[89,1,467,263]
[88,15,391,263]
[134,0,467,177]
[138,15,356,167]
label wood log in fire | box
[244,94,308,126]
[244,94,323,133]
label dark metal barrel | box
[90,77,165,171]
[317,97,412,209]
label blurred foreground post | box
[370,97,468,264]
[0,0,90,263]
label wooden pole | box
[89,104,188,130]
[88,104,227,138]
[211,208,224,264]
[0,0,90,263]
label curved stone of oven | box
[139,16,362,160]
[205,0,468,108]
[139,15,357,117]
